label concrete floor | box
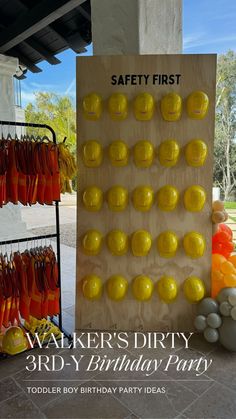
[0,333,236,418]
[1,199,236,418]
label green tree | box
[214,50,236,200]
[25,92,76,152]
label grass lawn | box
[224,202,236,209]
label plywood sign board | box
[76,54,216,332]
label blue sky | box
[21,0,236,107]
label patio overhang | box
[0,0,91,78]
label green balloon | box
[197,298,219,316]
[204,327,219,343]
[194,315,207,331]
[220,301,231,317]
[217,288,236,304]
[219,318,236,351]
[207,313,222,329]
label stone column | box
[91,0,182,55]
[0,54,27,240]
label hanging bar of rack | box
[0,120,69,345]
[0,233,57,246]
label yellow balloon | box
[133,140,154,168]
[132,275,154,301]
[131,230,152,256]
[107,230,128,256]
[82,140,103,167]
[108,93,128,121]
[184,185,206,212]
[107,185,128,211]
[132,185,154,212]
[83,186,103,211]
[185,139,208,167]
[157,276,178,303]
[158,139,180,167]
[160,92,182,121]
[183,232,206,258]
[157,231,178,258]
[187,91,209,120]
[82,275,102,300]
[157,185,179,211]
[82,230,103,255]
[134,93,154,121]
[183,276,205,303]
[82,93,102,121]
[108,140,129,167]
[106,275,128,301]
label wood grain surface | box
[76,54,216,331]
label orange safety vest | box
[48,144,60,202]
[0,140,7,207]
[34,142,45,205]
[14,252,30,321]
[0,268,6,329]
[6,140,19,204]
[43,144,53,205]
[16,141,28,206]
[45,249,60,316]
[2,261,13,328]
[24,253,42,319]
[27,142,38,206]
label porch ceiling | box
[0,0,91,78]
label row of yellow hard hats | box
[82,91,209,121]
[82,274,206,304]
[82,139,208,168]
[82,184,206,212]
[82,229,206,259]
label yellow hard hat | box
[132,275,154,301]
[157,185,179,211]
[134,93,154,121]
[108,140,129,167]
[157,231,178,258]
[83,186,103,211]
[131,230,152,256]
[183,231,206,258]
[82,230,103,255]
[107,185,128,211]
[82,274,102,300]
[108,93,128,121]
[157,276,178,303]
[158,139,180,167]
[183,276,205,303]
[160,92,182,121]
[2,327,28,355]
[187,91,209,120]
[185,139,208,167]
[132,185,154,212]
[184,185,206,212]
[133,140,154,168]
[106,230,128,255]
[106,275,128,301]
[82,140,103,167]
[82,92,102,120]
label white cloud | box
[65,78,75,96]
[21,91,36,103]
[184,33,236,50]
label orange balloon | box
[212,254,226,271]
[211,282,224,299]
[228,255,236,268]
[211,270,224,283]
[220,261,236,275]
[223,273,236,287]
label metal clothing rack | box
[0,120,70,342]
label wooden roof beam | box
[0,0,86,53]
